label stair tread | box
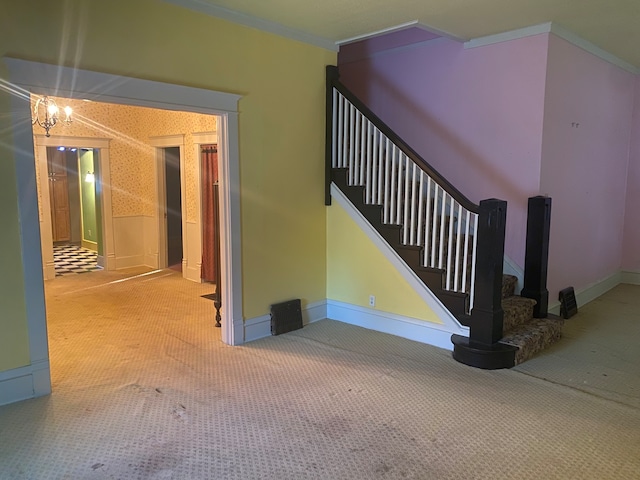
[500,317,564,364]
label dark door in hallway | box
[47,148,71,242]
[164,147,183,268]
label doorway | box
[163,146,183,270]
[6,59,243,407]
[46,146,103,277]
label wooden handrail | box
[326,65,479,214]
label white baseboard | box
[114,254,145,270]
[548,271,622,315]
[144,253,159,269]
[184,264,201,283]
[43,260,55,281]
[0,360,51,406]
[621,271,640,285]
[244,300,327,343]
[327,300,466,351]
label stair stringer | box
[503,255,524,294]
[330,183,469,349]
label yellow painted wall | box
[0,0,335,372]
[327,201,443,324]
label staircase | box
[326,65,563,369]
[499,275,564,365]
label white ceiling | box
[167,0,640,70]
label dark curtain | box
[201,145,218,282]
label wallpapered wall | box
[33,96,216,222]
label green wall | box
[0,0,336,373]
[78,149,97,244]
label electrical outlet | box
[88,229,92,236]
[369,295,375,307]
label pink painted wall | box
[622,77,640,272]
[338,35,549,267]
[540,35,635,298]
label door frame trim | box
[34,136,114,279]
[192,131,218,285]
[5,57,244,403]
[150,136,187,276]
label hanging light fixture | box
[32,96,72,137]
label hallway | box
[0,271,638,479]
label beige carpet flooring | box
[514,283,640,409]
[0,269,638,479]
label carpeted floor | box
[0,269,638,479]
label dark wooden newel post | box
[521,196,552,318]
[470,199,507,345]
[325,66,340,206]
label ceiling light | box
[32,96,72,137]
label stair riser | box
[503,304,536,332]
[417,271,443,290]
[515,328,562,365]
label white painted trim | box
[244,300,328,343]
[218,112,243,347]
[548,271,622,315]
[162,0,337,52]
[464,22,639,74]
[4,58,243,405]
[149,134,185,148]
[150,135,188,279]
[331,183,468,333]
[464,22,552,49]
[114,254,146,270]
[338,37,450,64]
[549,23,639,74]
[621,271,640,285]
[503,255,524,294]
[327,300,456,351]
[191,131,218,287]
[302,300,328,325]
[0,360,51,406]
[337,20,461,46]
[3,57,241,114]
[192,131,218,144]
[244,314,272,343]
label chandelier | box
[32,96,72,137]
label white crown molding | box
[465,22,639,75]
[162,0,338,52]
[464,22,553,49]
[549,23,639,74]
[337,20,462,46]
[338,37,449,65]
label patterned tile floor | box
[53,243,103,277]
